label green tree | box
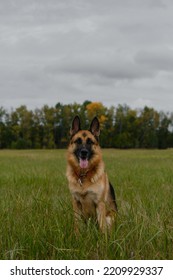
[1,102,173,149]
[138,107,159,148]
[41,105,56,148]
[11,106,34,148]
[113,105,137,148]
[0,107,6,148]
[157,112,171,149]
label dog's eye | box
[87,138,94,145]
[75,138,82,145]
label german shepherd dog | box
[66,116,117,233]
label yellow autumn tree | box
[86,102,107,127]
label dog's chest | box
[74,189,97,205]
[71,182,103,205]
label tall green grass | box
[0,149,173,260]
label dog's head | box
[68,116,101,170]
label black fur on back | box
[109,182,118,211]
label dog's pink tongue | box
[79,159,88,169]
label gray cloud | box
[0,0,173,111]
[135,48,173,72]
[47,53,155,82]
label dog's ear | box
[70,115,81,137]
[89,117,100,138]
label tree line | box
[0,101,173,149]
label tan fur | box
[66,120,117,233]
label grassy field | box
[0,149,173,260]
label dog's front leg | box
[96,202,106,232]
[72,197,82,234]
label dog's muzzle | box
[79,148,89,169]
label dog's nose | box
[80,148,88,159]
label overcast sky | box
[1,0,173,112]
